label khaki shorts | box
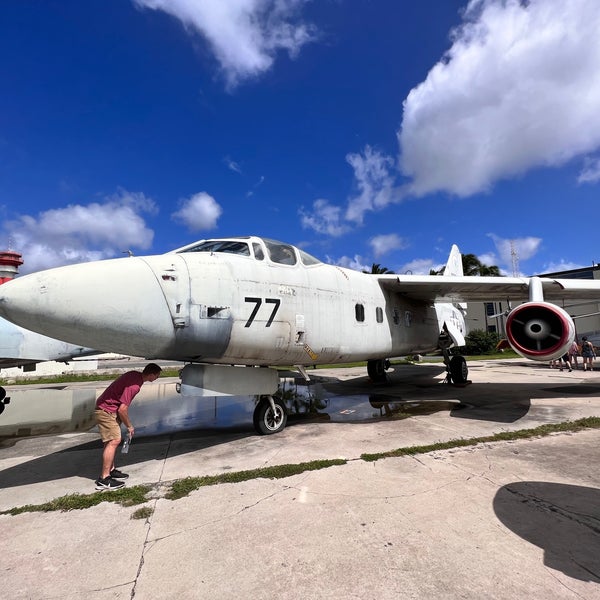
[94,409,122,442]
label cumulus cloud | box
[171,191,222,231]
[369,233,408,258]
[578,156,600,184]
[302,146,402,237]
[538,260,585,275]
[2,189,157,273]
[399,258,437,275]
[345,146,401,224]
[487,233,542,274]
[132,0,316,88]
[399,0,600,196]
[299,199,351,237]
[327,254,370,273]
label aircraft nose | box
[0,257,176,356]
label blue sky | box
[1,0,600,277]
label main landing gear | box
[367,359,391,384]
[442,350,469,385]
[253,395,287,435]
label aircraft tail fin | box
[443,245,463,277]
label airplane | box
[1,235,599,435]
[0,318,99,414]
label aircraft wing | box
[0,317,99,369]
[376,275,600,303]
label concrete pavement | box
[1,360,600,598]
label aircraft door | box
[140,254,192,329]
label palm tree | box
[429,254,500,276]
[363,263,395,274]
[462,254,501,276]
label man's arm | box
[117,403,134,437]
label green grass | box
[4,417,600,516]
[0,485,152,516]
[166,459,348,500]
[360,417,600,461]
[1,355,521,387]
[131,506,154,520]
[0,369,182,386]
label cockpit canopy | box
[174,236,322,266]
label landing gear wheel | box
[253,396,287,435]
[449,355,468,384]
[367,359,388,384]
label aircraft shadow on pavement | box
[310,364,600,424]
[0,429,254,490]
[493,481,600,582]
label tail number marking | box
[244,297,281,328]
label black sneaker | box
[95,476,125,491]
[110,469,129,480]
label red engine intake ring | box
[506,302,574,360]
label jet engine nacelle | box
[505,302,575,362]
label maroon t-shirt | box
[96,371,143,413]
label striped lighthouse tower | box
[0,248,24,285]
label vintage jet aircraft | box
[0,317,98,414]
[1,236,599,434]
[0,249,99,412]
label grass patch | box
[360,416,600,462]
[4,418,600,515]
[166,458,347,500]
[0,370,181,387]
[0,485,152,516]
[131,506,154,520]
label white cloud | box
[3,189,156,273]
[578,156,600,184]
[224,157,242,174]
[299,199,351,237]
[487,233,542,273]
[345,146,401,224]
[171,191,222,231]
[132,0,316,88]
[369,233,408,258]
[399,258,437,275]
[327,254,370,273]
[399,0,600,196]
[538,260,586,274]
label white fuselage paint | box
[0,238,466,366]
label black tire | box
[449,355,468,384]
[253,397,287,435]
[0,386,5,402]
[367,359,387,383]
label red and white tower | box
[0,249,24,285]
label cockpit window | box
[299,249,321,266]
[252,243,265,261]
[177,240,250,256]
[264,239,297,265]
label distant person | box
[559,352,572,372]
[581,337,596,372]
[568,340,580,370]
[94,363,162,490]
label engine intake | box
[505,302,575,361]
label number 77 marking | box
[244,297,281,327]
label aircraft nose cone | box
[0,258,176,356]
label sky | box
[1,0,600,277]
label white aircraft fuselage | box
[0,237,464,366]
